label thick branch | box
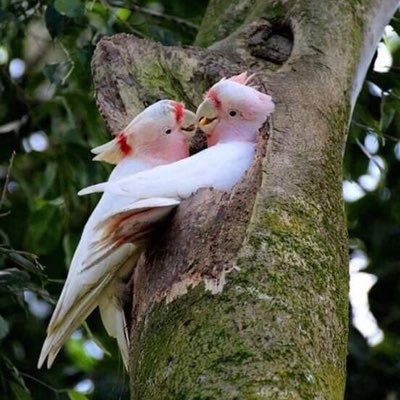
[351,0,400,107]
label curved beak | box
[196,99,219,134]
[180,109,196,138]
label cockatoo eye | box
[229,110,237,117]
[165,128,172,135]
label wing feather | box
[38,197,180,369]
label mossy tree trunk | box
[91,0,400,398]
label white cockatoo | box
[38,100,196,370]
[79,73,274,201]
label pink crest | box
[206,89,222,109]
[206,71,256,108]
[173,102,185,124]
[228,72,248,84]
[228,71,256,86]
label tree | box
[2,1,400,399]
[90,1,400,399]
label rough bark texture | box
[91,1,400,398]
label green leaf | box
[0,315,10,341]
[6,250,44,275]
[45,2,69,38]
[82,321,111,357]
[115,8,131,21]
[65,336,96,370]
[67,390,89,400]
[1,355,31,400]
[380,92,399,133]
[43,62,73,87]
[40,162,58,197]
[54,0,85,18]
[0,268,30,287]
[383,29,400,54]
[23,201,64,255]
[10,381,31,400]
[63,233,79,266]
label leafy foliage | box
[0,0,206,399]
[344,21,400,400]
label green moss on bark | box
[131,195,348,400]
[195,0,253,47]
[87,1,400,399]
[133,50,206,108]
[195,0,288,48]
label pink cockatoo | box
[78,71,274,248]
[79,73,274,201]
[38,100,196,370]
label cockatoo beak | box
[196,99,219,134]
[180,109,196,139]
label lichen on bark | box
[90,0,400,398]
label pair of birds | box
[38,72,275,370]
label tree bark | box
[91,0,400,398]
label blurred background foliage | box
[0,1,399,399]
[0,1,207,399]
[344,18,400,400]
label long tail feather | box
[38,284,103,369]
[38,198,180,369]
[99,298,130,370]
[38,244,136,369]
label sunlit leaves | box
[67,390,89,400]
[383,26,400,62]
[65,335,98,371]
[115,8,131,21]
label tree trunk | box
[91,0,400,398]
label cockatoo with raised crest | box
[38,100,196,370]
[77,72,274,305]
[79,73,274,201]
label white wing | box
[38,158,177,369]
[79,142,256,200]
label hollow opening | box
[248,22,293,64]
